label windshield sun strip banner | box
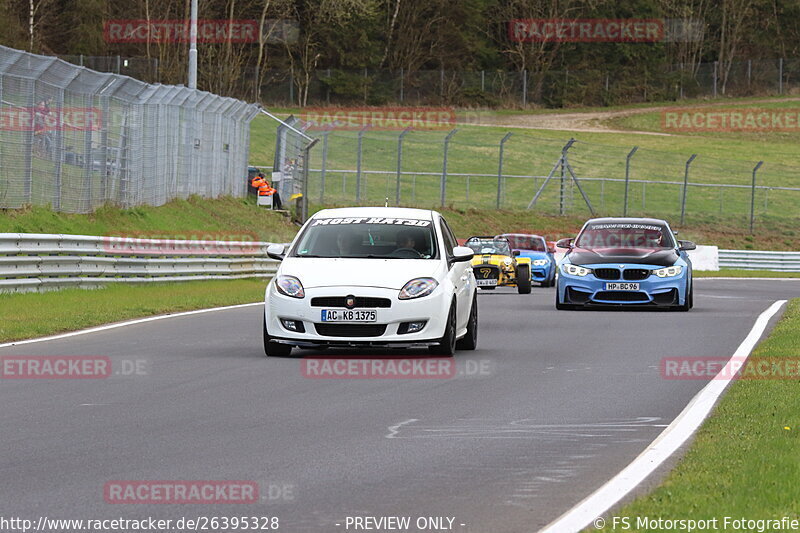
[311,217,431,227]
[587,223,663,231]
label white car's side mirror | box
[267,243,286,261]
[451,246,474,264]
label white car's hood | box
[279,258,444,290]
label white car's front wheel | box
[263,319,294,357]
[429,301,457,356]
[456,292,478,351]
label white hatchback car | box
[263,207,478,356]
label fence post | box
[363,67,368,103]
[441,129,457,207]
[319,131,329,203]
[481,70,485,92]
[300,139,319,224]
[497,132,513,209]
[326,68,331,104]
[779,58,784,95]
[712,61,718,98]
[560,138,576,215]
[750,161,764,234]
[623,146,638,216]
[747,60,752,89]
[356,126,368,203]
[440,68,445,99]
[680,154,698,225]
[521,69,527,107]
[399,67,404,102]
[396,127,410,205]
[289,67,294,104]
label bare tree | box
[284,0,377,106]
[718,0,755,93]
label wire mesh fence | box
[59,55,800,107]
[287,121,800,229]
[256,59,799,107]
[0,45,260,214]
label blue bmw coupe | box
[555,218,695,311]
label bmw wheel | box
[555,284,574,310]
[677,280,692,312]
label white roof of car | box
[312,207,436,220]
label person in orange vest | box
[252,173,282,209]
[251,175,267,189]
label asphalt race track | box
[1,279,799,533]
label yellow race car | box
[465,236,532,294]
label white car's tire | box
[456,292,478,351]
[263,319,294,357]
[429,301,457,356]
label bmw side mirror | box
[678,240,696,251]
[267,243,286,261]
[556,238,573,249]
[512,250,521,256]
[451,246,474,264]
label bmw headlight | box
[653,265,683,278]
[562,264,591,277]
[399,278,439,300]
[533,259,549,266]
[275,275,305,298]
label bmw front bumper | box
[557,265,688,307]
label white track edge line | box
[0,302,263,348]
[539,299,787,533]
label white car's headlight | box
[653,266,683,278]
[399,278,438,300]
[533,259,549,266]
[562,264,591,277]
[275,275,305,298]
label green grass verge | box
[1,197,795,251]
[694,269,800,278]
[596,298,800,532]
[0,195,300,243]
[0,279,267,343]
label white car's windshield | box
[292,217,438,259]
[576,223,675,250]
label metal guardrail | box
[0,233,279,293]
[718,249,800,272]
